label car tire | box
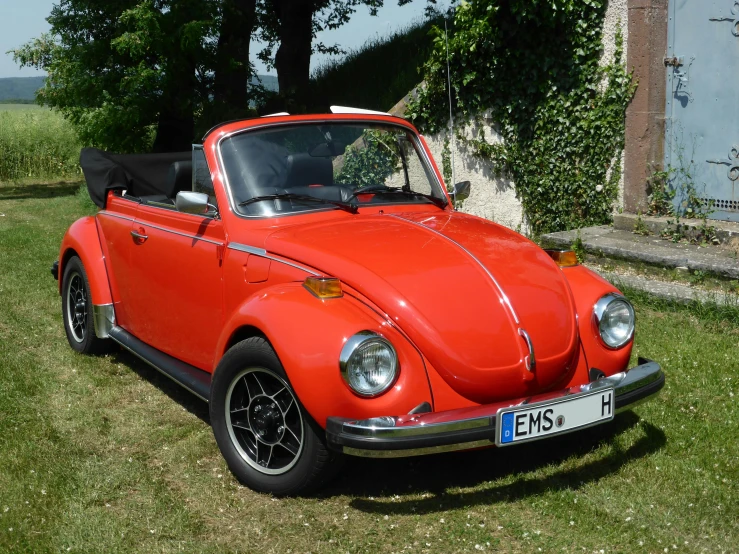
[61,255,111,355]
[210,337,343,496]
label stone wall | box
[390,0,631,233]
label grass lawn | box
[0,183,737,554]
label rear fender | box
[58,216,113,307]
[216,282,433,428]
[561,265,633,384]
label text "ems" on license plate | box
[496,388,615,446]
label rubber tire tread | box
[61,256,112,355]
[210,337,343,496]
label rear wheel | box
[210,337,342,495]
[61,256,110,354]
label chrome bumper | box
[325,359,664,458]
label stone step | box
[592,269,738,306]
[542,226,739,280]
[612,213,739,246]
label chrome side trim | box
[98,211,223,246]
[98,211,135,222]
[228,242,267,256]
[139,222,223,246]
[344,439,494,459]
[92,303,116,339]
[387,214,521,325]
[227,243,320,276]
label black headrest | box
[166,160,193,197]
[285,153,333,189]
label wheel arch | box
[214,282,433,428]
[58,216,113,307]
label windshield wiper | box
[238,193,358,214]
[346,186,448,209]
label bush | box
[0,106,81,182]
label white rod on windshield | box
[445,20,456,188]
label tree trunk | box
[272,0,314,112]
[213,0,257,119]
[152,111,195,153]
[153,57,196,152]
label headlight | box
[593,293,635,349]
[339,332,399,397]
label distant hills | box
[0,75,279,103]
[0,77,46,102]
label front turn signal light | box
[304,277,343,299]
[545,249,579,267]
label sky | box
[0,0,451,79]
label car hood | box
[264,211,579,403]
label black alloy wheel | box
[61,256,110,354]
[210,337,343,495]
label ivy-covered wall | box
[397,0,635,237]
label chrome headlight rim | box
[593,293,635,349]
[339,331,399,398]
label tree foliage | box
[408,0,635,235]
[12,0,264,152]
[257,0,437,112]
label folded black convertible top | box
[80,148,190,208]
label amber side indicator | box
[304,277,343,298]
[544,249,579,267]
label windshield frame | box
[215,119,448,220]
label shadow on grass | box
[0,181,83,200]
[102,346,665,507]
[325,413,665,509]
[109,348,211,424]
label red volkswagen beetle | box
[52,109,664,495]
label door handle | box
[130,230,148,243]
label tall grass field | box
[0,104,81,183]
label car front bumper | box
[325,359,664,458]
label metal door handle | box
[130,230,148,242]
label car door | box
[96,193,139,329]
[126,160,225,371]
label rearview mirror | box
[176,191,213,215]
[449,181,471,204]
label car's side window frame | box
[192,144,218,214]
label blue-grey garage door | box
[665,0,739,222]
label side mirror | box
[176,191,215,215]
[449,181,471,204]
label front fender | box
[216,283,433,428]
[58,216,113,306]
[561,265,633,385]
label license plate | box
[496,388,615,446]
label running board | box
[108,326,211,402]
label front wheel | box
[210,337,342,495]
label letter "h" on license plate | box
[601,391,613,417]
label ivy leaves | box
[408,0,635,235]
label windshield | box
[219,123,447,216]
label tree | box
[256,0,436,112]
[212,0,259,121]
[12,0,258,152]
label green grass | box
[309,19,439,112]
[0,183,737,553]
[0,103,46,111]
[0,106,82,182]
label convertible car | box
[52,108,664,495]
